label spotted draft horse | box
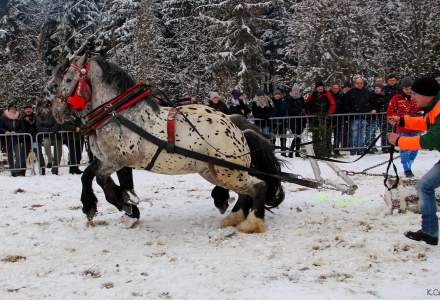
[52,55,284,233]
[39,61,140,219]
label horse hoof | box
[123,189,141,205]
[221,210,245,227]
[217,203,229,215]
[123,204,140,219]
[236,212,266,234]
[87,220,96,227]
[83,207,97,222]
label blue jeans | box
[417,161,440,237]
[399,132,418,172]
[366,119,378,147]
[350,119,368,153]
[255,120,270,135]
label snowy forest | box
[0,0,439,107]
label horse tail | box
[243,129,285,209]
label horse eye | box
[66,78,72,83]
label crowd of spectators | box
[1,70,440,177]
[0,103,84,176]
[201,71,440,176]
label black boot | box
[405,230,438,245]
[404,170,414,178]
[51,167,58,175]
[288,143,294,158]
[69,167,83,175]
[280,139,287,157]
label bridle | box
[59,61,92,112]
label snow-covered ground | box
[0,152,439,300]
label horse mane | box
[93,56,159,112]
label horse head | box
[52,54,91,124]
[35,59,69,124]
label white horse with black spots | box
[52,55,284,233]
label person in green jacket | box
[388,78,440,246]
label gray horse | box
[52,55,284,233]
[38,60,141,218]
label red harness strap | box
[82,83,152,136]
[166,107,178,153]
[87,82,144,120]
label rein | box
[61,60,398,192]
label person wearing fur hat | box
[208,92,229,115]
[227,89,250,116]
[388,77,440,245]
[250,89,272,135]
[387,77,420,177]
[0,103,26,176]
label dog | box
[384,178,440,214]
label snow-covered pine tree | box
[0,0,49,107]
[197,0,273,96]
[286,0,383,85]
[136,0,215,98]
[377,0,440,76]
[261,0,296,92]
[95,0,140,69]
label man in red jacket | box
[305,81,336,157]
[387,77,420,177]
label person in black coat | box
[271,89,289,156]
[383,74,400,102]
[0,103,26,176]
[251,89,272,135]
[329,82,345,156]
[369,84,389,151]
[343,77,373,155]
[20,103,48,174]
[208,92,229,115]
[36,114,62,175]
[285,86,306,157]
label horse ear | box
[77,53,88,66]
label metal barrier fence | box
[0,131,90,176]
[253,112,393,155]
[35,131,89,175]
[0,133,34,176]
[0,113,395,176]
